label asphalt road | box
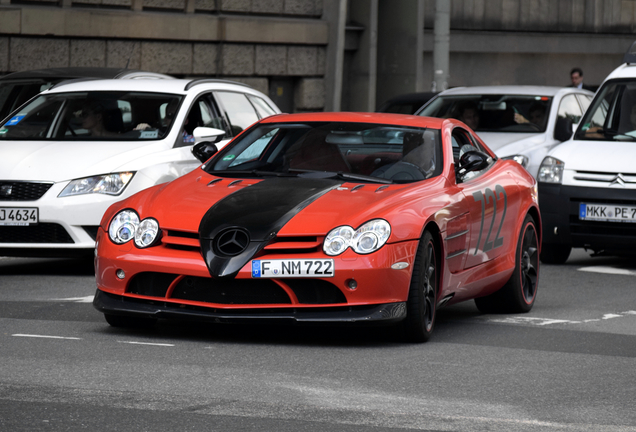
[1,249,635,432]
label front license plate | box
[251,259,334,278]
[579,203,636,222]
[0,207,38,226]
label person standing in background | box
[570,67,595,91]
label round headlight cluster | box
[323,219,391,256]
[108,210,161,248]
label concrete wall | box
[0,0,327,112]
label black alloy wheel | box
[401,230,437,342]
[475,214,539,314]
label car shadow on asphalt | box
[0,257,95,276]
[92,301,484,348]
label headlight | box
[323,219,391,256]
[108,211,162,248]
[538,156,564,184]
[108,210,139,244]
[134,218,161,248]
[59,172,134,197]
[502,155,528,168]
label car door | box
[452,127,521,269]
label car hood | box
[122,172,428,278]
[549,139,636,172]
[0,140,164,181]
[476,132,544,153]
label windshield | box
[575,79,636,141]
[0,91,184,141]
[418,94,552,133]
[206,122,442,184]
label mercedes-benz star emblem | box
[215,228,250,256]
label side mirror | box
[192,141,219,163]
[193,126,225,144]
[458,150,490,176]
[554,117,573,142]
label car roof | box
[604,63,636,81]
[435,85,586,97]
[0,67,172,82]
[260,111,446,128]
[43,78,259,95]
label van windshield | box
[576,79,636,141]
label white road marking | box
[118,341,174,347]
[50,296,95,303]
[12,334,81,340]
[578,266,636,275]
[486,310,636,327]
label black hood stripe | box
[199,177,342,278]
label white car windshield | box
[419,94,552,133]
[207,122,443,184]
[575,79,636,141]
[0,91,184,141]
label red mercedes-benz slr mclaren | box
[93,112,541,342]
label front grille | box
[569,215,636,237]
[0,223,74,243]
[0,181,54,201]
[286,279,347,304]
[162,230,200,251]
[128,272,179,297]
[126,272,348,306]
[263,236,322,254]
[171,276,291,305]
[572,171,636,187]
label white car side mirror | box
[193,127,225,144]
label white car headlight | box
[323,219,391,256]
[134,218,161,248]
[59,172,134,197]
[108,210,139,244]
[538,156,564,184]
[502,155,528,168]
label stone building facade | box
[2,0,636,113]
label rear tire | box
[400,230,438,342]
[104,313,157,329]
[540,243,571,264]
[475,214,539,314]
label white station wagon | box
[0,78,280,257]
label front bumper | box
[539,182,636,253]
[93,290,407,324]
[94,229,419,322]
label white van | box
[538,42,636,263]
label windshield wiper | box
[290,169,393,184]
[209,170,299,178]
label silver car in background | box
[416,85,594,178]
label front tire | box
[475,214,539,314]
[401,230,438,342]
